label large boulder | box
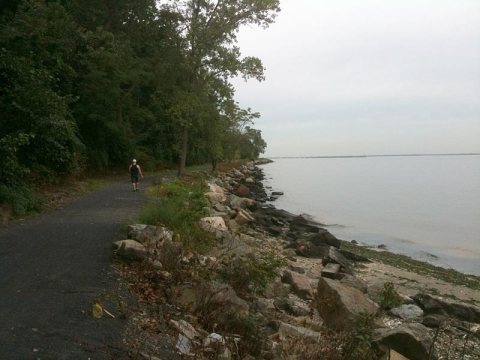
[316,277,378,330]
[199,217,228,233]
[374,323,433,360]
[294,241,329,258]
[413,293,480,323]
[127,224,173,246]
[282,270,314,300]
[229,195,256,210]
[113,239,147,260]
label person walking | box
[129,159,143,191]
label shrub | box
[220,249,286,295]
[139,179,213,252]
[379,282,402,310]
[343,311,379,360]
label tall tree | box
[160,0,280,175]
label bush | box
[0,183,43,216]
[343,311,379,360]
[139,179,213,252]
[380,282,402,310]
[220,249,286,295]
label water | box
[260,155,480,275]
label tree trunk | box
[177,126,188,177]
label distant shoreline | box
[270,153,480,159]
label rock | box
[127,224,173,246]
[422,314,449,328]
[322,246,354,273]
[374,323,433,360]
[273,296,310,317]
[229,195,256,210]
[316,277,378,330]
[380,349,410,360]
[235,184,251,198]
[282,270,314,300]
[170,319,199,340]
[113,239,147,260]
[226,219,240,232]
[271,191,284,196]
[207,282,250,316]
[199,217,228,233]
[338,249,372,263]
[235,209,255,226]
[245,177,254,184]
[205,191,227,204]
[288,264,305,274]
[321,263,342,279]
[208,182,226,195]
[390,304,424,321]
[294,241,329,258]
[176,334,191,355]
[378,244,387,249]
[289,215,322,233]
[277,322,321,341]
[413,293,480,323]
[204,332,226,347]
[303,230,341,248]
[339,274,368,293]
[264,281,292,299]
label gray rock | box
[321,263,342,279]
[339,274,368,293]
[413,293,480,323]
[113,239,147,260]
[374,323,433,360]
[303,230,341,248]
[273,297,310,317]
[322,246,354,274]
[277,321,321,341]
[316,277,378,330]
[127,224,173,246]
[390,304,424,321]
[282,270,314,300]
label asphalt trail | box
[0,178,157,359]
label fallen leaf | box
[92,303,103,318]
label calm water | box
[260,155,480,275]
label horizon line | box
[267,152,480,159]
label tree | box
[159,0,280,175]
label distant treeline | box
[0,0,279,212]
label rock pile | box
[112,161,480,360]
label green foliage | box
[343,311,379,360]
[0,0,273,210]
[0,183,43,216]
[220,249,286,295]
[380,282,403,310]
[139,180,213,252]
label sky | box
[231,0,480,157]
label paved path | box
[0,178,158,359]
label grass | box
[139,177,214,253]
[341,241,480,290]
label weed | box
[379,282,402,310]
[219,249,286,295]
[139,180,214,253]
[343,311,379,360]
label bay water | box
[260,155,480,275]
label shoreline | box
[251,164,480,296]
[258,158,480,277]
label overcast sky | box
[232,0,480,157]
